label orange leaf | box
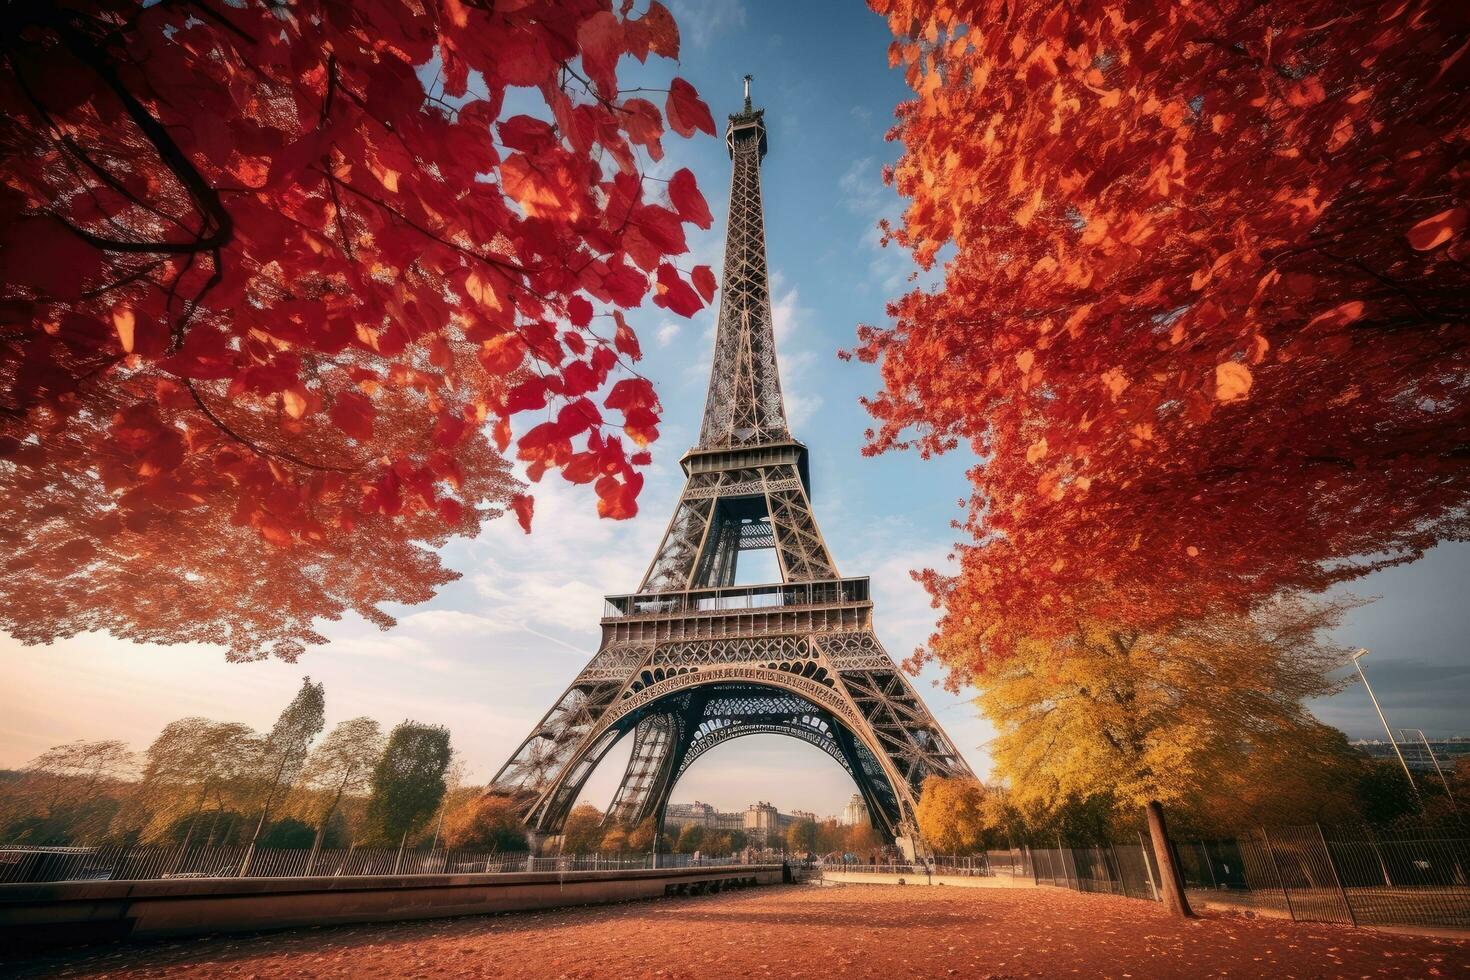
[1405,207,1467,251]
[1214,361,1252,403]
[282,387,308,419]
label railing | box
[1177,826,1470,928]
[0,844,757,885]
[824,862,931,876]
[603,578,871,619]
[928,824,1470,930]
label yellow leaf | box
[113,307,135,353]
[465,271,505,312]
[1101,367,1128,401]
[1214,361,1252,403]
[283,388,308,419]
[368,159,399,193]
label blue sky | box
[2,0,1466,819]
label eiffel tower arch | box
[489,79,972,852]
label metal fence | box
[1176,826,1469,929]
[929,824,1469,930]
[0,844,753,885]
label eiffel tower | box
[489,79,972,853]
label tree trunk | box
[170,791,209,875]
[393,830,408,874]
[240,750,294,876]
[306,821,325,876]
[1145,800,1194,918]
[308,780,347,877]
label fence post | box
[1108,843,1130,898]
[1315,823,1356,927]
[1198,841,1218,890]
[1365,825,1393,887]
[1136,832,1160,902]
[1259,827,1296,922]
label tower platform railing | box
[602,578,871,620]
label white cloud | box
[670,0,747,50]
[769,272,807,343]
[656,320,682,346]
[399,609,514,636]
[838,156,885,215]
[785,390,824,429]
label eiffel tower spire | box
[698,74,788,448]
[488,81,972,856]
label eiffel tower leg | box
[604,713,678,827]
[830,723,901,842]
[640,690,711,833]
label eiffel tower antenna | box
[490,79,972,855]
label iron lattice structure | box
[490,82,972,850]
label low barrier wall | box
[0,864,786,952]
[821,870,1036,889]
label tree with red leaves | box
[859,0,1470,675]
[0,0,717,660]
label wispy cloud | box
[670,0,748,50]
[838,156,887,215]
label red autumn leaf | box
[505,377,549,413]
[511,493,534,533]
[497,116,559,156]
[666,77,716,137]
[432,412,469,447]
[652,262,703,317]
[436,496,463,525]
[329,391,376,441]
[596,471,643,520]
[612,310,642,360]
[576,11,623,97]
[479,333,526,374]
[556,397,602,438]
[668,167,712,229]
[567,295,593,327]
[691,264,717,302]
[627,1,679,62]
[1405,207,1467,251]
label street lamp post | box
[1352,648,1421,805]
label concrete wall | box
[0,864,786,952]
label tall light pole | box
[1352,648,1420,804]
[1402,727,1459,816]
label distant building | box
[1351,736,1470,773]
[843,794,870,827]
[662,800,810,846]
[711,810,745,832]
[664,801,717,831]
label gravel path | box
[7,883,1468,978]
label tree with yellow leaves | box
[915,776,993,855]
[979,593,1354,917]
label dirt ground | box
[6,883,1469,979]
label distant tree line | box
[915,743,1470,857]
[0,678,500,858]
